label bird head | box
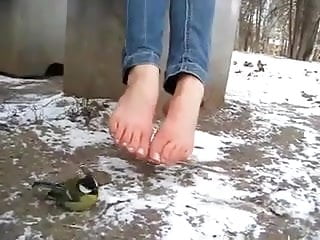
[77,175,99,195]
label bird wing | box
[47,184,73,202]
[32,181,73,203]
[63,178,82,201]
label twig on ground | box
[62,224,85,230]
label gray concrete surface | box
[63,0,126,101]
[0,60,319,238]
[0,0,67,75]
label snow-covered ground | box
[0,51,319,239]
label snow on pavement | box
[0,51,319,239]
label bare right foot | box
[149,74,204,165]
[108,65,159,158]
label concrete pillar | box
[0,0,67,75]
[205,0,241,107]
[64,1,126,100]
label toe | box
[114,122,125,144]
[136,130,151,158]
[128,131,141,153]
[120,127,133,147]
[149,132,168,164]
[169,145,190,165]
[108,116,118,137]
[161,141,176,164]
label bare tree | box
[296,0,320,60]
[237,0,320,61]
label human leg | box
[109,0,168,158]
[149,0,215,164]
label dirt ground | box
[0,74,319,240]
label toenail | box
[115,138,119,143]
[151,152,160,162]
[127,147,135,152]
[122,142,127,146]
[137,148,145,156]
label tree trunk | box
[288,0,293,57]
[292,0,304,58]
[255,0,264,52]
[296,0,320,60]
[244,9,254,52]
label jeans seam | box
[188,0,193,60]
[164,61,207,94]
[166,62,207,83]
[125,51,159,60]
[182,0,191,62]
[125,0,129,49]
[123,51,160,68]
[143,0,147,44]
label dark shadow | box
[0,62,64,79]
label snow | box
[0,211,17,224]
[16,226,43,240]
[97,155,261,239]
[0,51,319,239]
[229,51,320,109]
[192,131,245,162]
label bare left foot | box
[148,74,204,165]
[108,65,159,159]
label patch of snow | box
[4,191,22,202]
[16,226,43,240]
[268,189,316,219]
[12,158,19,165]
[33,123,110,153]
[9,83,43,90]
[96,155,261,238]
[0,76,47,84]
[23,215,42,226]
[1,88,113,153]
[0,210,17,224]
[191,130,245,162]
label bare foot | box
[149,74,204,165]
[108,65,159,158]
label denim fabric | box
[122,0,215,95]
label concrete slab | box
[0,0,67,75]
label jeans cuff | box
[164,62,207,95]
[122,51,161,84]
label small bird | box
[32,169,99,212]
[256,60,265,72]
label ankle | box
[127,64,159,86]
[174,74,204,100]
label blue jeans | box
[122,0,215,95]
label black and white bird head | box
[77,175,99,195]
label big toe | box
[169,145,191,165]
[161,141,177,164]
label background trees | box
[236,0,320,61]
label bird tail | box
[32,181,62,191]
